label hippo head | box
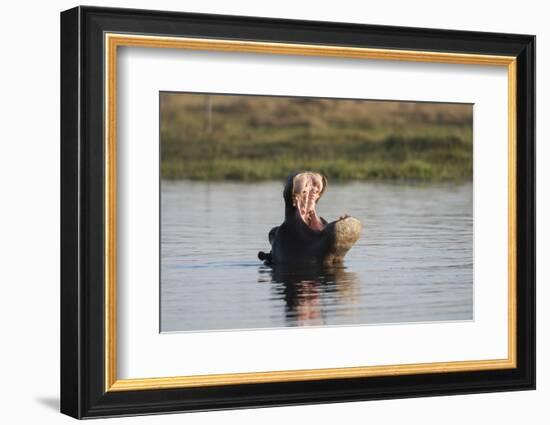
[265,171,362,266]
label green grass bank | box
[160,94,473,182]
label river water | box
[161,180,473,332]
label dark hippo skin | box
[258,171,361,266]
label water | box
[161,180,473,332]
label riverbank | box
[160,94,472,182]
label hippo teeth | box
[297,204,324,231]
[292,174,325,231]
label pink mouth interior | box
[292,173,326,231]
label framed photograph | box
[60,5,535,419]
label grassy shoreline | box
[161,157,472,182]
[160,94,472,182]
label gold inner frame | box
[104,33,517,392]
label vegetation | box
[160,93,472,182]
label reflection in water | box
[161,180,473,333]
[261,265,359,327]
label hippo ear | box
[319,174,328,198]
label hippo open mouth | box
[291,172,326,231]
[259,171,361,267]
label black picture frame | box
[60,5,535,419]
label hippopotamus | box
[258,171,361,266]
